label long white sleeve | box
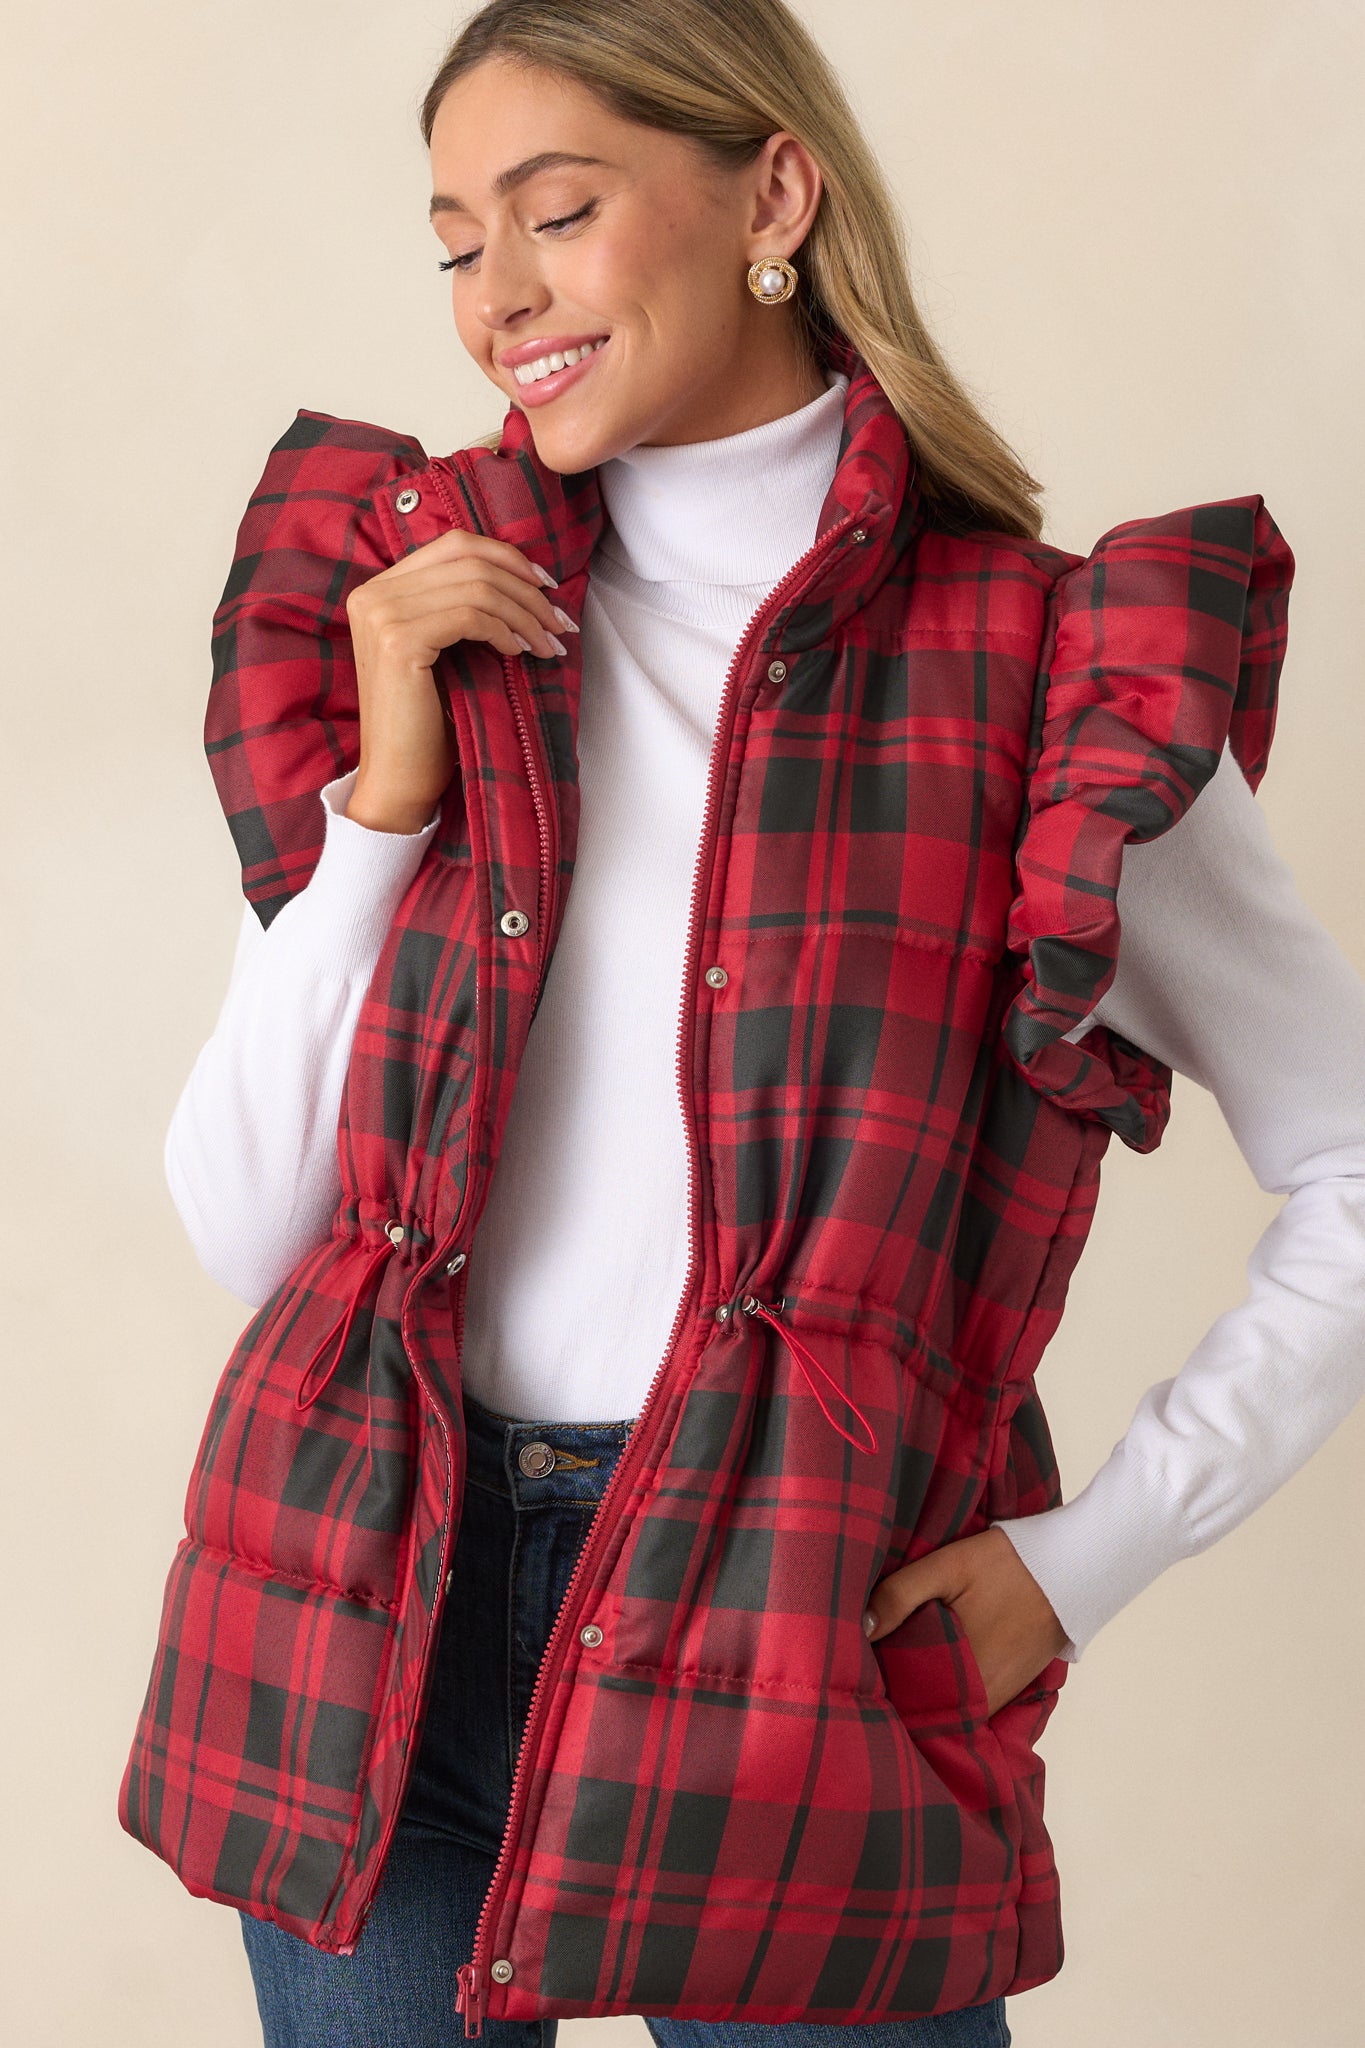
[163,770,438,1305]
[992,741,1365,1660]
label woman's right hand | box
[343,529,578,834]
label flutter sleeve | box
[1001,496,1295,1151]
[204,409,429,927]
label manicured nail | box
[533,564,559,588]
[551,606,579,634]
[547,634,568,658]
[514,634,533,653]
[862,1611,877,1639]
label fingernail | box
[551,606,579,634]
[514,634,533,653]
[547,634,568,658]
[863,1610,877,1639]
[533,564,559,588]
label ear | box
[745,131,823,260]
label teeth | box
[513,338,607,386]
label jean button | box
[518,1442,556,1478]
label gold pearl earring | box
[747,257,798,306]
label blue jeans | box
[240,1395,1010,2048]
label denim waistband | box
[462,1391,633,1509]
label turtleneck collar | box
[594,371,850,587]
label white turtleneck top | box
[165,372,1365,1665]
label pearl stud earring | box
[747,257,798,305]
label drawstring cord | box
[294,1235,398,1411]
[291,1250,874,1452]
[740,1295,878,1456]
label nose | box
[473,228,549,337]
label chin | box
[522,413,618,476]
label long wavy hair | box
[420,0,1044,539]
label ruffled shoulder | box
[205,409,429,926]
[1001,495,1294,1151]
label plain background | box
[4,3,1363,2042]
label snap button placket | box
[445,1250,467,1276]
[395,487,421,514]
[767,659,788,685]
[491,1959,514,1985]
[704,965,728,989]
[579,1623,604,1648]
[500,909,530,937]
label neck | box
[632,332,829,448]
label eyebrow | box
[429,151,613,218]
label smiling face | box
[427,57,826,470]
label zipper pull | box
[455,1962,485,2038]
[740,1294,878,1456]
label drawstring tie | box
[740,1295,878,1455]
[294,1234,399,1411]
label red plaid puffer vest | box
[119,336,1292,2028]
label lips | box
[499,331,609,368]
[507,337,609,409]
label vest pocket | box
[873,1592,1015,1819]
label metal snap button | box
[714,1302,730,1322]
[443,1567,453,1595]
[395,487,421,514]
[445,1250,467,1275]
[500,909,530,937]
[518,1442,556,1478]
[579,1624,604,1648]
[385,1221,406,1244]
[767,659,788,685]
[491,1959,514,1984]
[850,526,868,542]
[704,965,728,989]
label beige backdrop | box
[5,3,1363,2042]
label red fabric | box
[119,336,1292,2024]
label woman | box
[120,3,1365,2045]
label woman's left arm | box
[866,738,1365,1695]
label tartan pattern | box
[119,334,1293,2022]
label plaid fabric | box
[119,335,1293,2024]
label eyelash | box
[438,201,597,273]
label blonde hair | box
[421,0,1044,540]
